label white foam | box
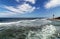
[0,19,52,27]
[26,25,56,39]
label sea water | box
[0,18,60,39]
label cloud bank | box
[1,0,36,14]
[45,0,60,9]
[4,3,36,14]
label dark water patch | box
[0,25,43,39]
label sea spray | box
[26,25,56,39]
[0,19,52,27]
[0,19,55,39]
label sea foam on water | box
[26,25,56,39]
[0,19,52,27]
[0,19,57,39]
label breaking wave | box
[26,25,56,39]
[0,19,57,39]
[0,19,52,27]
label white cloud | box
[16,0,36,4]
[0,11,15,17]
[4,3,36,14]
[45,0,60,9]
[25,0,36,4]
[16,0,20,2]
[36,7,40,9]
[4,6,23,13]
[0,0,37,17]
[17,3,36,13]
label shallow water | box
[0,19,60,39]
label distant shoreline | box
[48,17,60,21]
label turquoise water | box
[0,19,60,39]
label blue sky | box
[0,0,60,18]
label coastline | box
[47,18,60,21]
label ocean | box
[0,18,60,39]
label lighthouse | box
[53,14,55,19]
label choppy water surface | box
[0,19,60,39]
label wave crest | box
[0,19,52,27]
